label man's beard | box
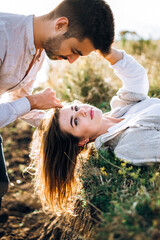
[42,35,66,60]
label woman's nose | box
[76,108,86,117]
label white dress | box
[95,50,160,165]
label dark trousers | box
[0,135,10,210]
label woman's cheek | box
[83,123,91,134]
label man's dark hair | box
[48,0,114,54]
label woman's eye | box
[74,118,78,126]
[75,105,78,111]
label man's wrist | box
[26,95,35,110]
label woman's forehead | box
[62,103,91,109]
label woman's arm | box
[104,47,123,65]
[102,48,149,114]
[104,48,149,96]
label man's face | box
[43,36,95,63]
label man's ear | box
[78,138,89,147]
[54,17,69,33]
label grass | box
[78,147,160,239]
[2,38,160,239]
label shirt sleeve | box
[109,50,149,95]
[7,79,46,127]
[109,50,149,111]
[0,97,31,128]
[0,30,7,66]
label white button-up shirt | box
[0,12,46,128]
[95,51,160,165]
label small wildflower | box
[130,172,137,179]
[118,169,123,175]
[100,167,105,172]
[152,219,158,227]
[103,171,108,176]
[127,166,133,171]
[100,167,108,176]
[121,162,126,167]
[155,172,159,177]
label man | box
[0,0,114,208]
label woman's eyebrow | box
[70,116,73,128]
[70,106,73,127]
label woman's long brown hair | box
[30,108,81,210]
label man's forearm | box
[0,98,30,128]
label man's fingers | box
[54,98,63,108]
[31,88,63,109]
[55,98,61,104]
[56,103,63,108]
[44,88,56,95]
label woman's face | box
[59,104,103,139]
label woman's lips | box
[90,108,94,120]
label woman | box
[30,48,160,209]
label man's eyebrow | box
[70,116,73,128]
[75,48,83,56]
[59,55,68,60]
[72,48,83,56]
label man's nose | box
[67,54,79,64]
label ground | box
[0,121,49,239]
[0,121,92,240]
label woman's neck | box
[90,116,123,142]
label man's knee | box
[0,180,9,198]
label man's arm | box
[0,88,62,128]
[0,97,30,128]
[7,75,62,127]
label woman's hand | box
[26,88,63,110]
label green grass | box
[79,147,160,240]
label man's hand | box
[26,88,63,110]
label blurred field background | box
[37,32,160,106]
[0,35,160,239]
